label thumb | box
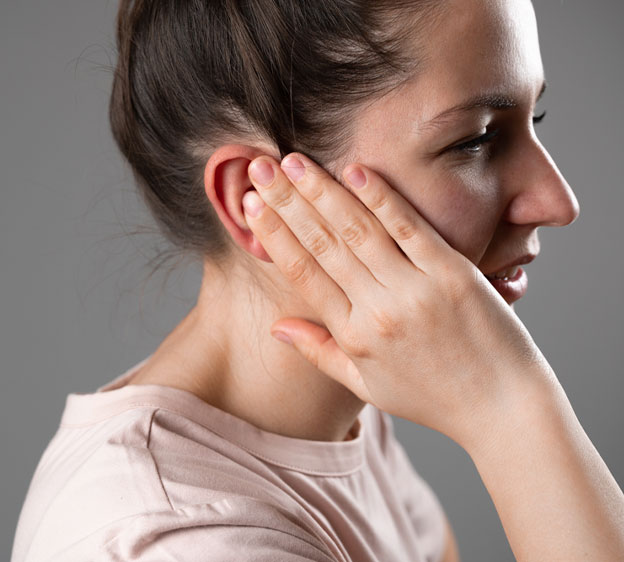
[270,318,373,403]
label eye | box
[451,129,500,155]
[448,111,547,157]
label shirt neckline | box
[60,356,367,476]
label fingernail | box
[281,155,305,182]
[271,331,293,344]
[345,166,367,189]
[249,160,275,186]
[242,191,265,218]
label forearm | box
[468,377,624,562]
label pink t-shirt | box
[12,357,447,562]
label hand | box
[242,152,556,451]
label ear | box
[204,144,278,263]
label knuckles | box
[365,189,390,213]
[303,224,336,258]
[369,307,404,341]
[268,184,296,209]
[284,254,315,287]
[340,306,404,360]
[390,218,419,242]
[299,174,325,203]
[340,217,369,249]
[262,213,284,238]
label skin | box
[343,0,578,280]
[130,0,578,438]
[127,1,581,558]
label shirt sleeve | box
[375,409,448,562]
[48,499,339,562]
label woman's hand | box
[242,152,557,452]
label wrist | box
[459,369,624,561]
[460,366,568,462]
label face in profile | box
[341,0,579,306]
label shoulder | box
[15,405,337,561]
[55,499,338,562]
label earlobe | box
[203,144,276,262]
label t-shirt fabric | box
[11,356,447,562]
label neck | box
[127,257,365,442]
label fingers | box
[241,189,353,331]
[279,154,414,286]
[245,156,383,301]
[341,163,455,277]
[270,317,374,403]
[243,151,457,323]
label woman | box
[11,0,624,561]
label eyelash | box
[451,110,548,155]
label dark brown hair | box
[109,0,439,263]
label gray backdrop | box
[2,1,622,560]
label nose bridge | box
[508,137,580,228]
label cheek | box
[402,167,502,264]
[349,133,503,265]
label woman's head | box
[345,0,580,287]
[109,0,444,262]
[110,0,579,306]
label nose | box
[503,138,580,227]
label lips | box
[482,253,538,277]
[486,265,521,280]
[485,266,528,304]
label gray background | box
[2,1,622,560]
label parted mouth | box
[483,253,537,279]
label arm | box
[467,376,624,562]
[243,154,624,560]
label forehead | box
[344,0,544,164]
[414,0,544,117]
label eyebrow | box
[421,81,547,131]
